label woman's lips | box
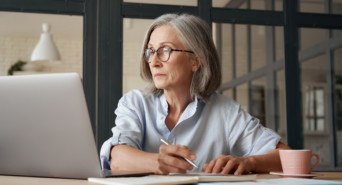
[154,73,165,77]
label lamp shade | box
[31,23,61,62]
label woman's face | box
[147,25,198,92]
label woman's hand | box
[156,144,196,174]
[203,155,254,175]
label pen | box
[160,138,198,169]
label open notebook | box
[88,173,257,184]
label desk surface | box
[1,172,341,185]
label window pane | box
[275,0,283,11]
[276,70,287,144]
[316,88,324,117]
[251,77,266,126]
[251,0,265,10]
[251,25,266,71]
[236,24,248,77]
[212,0,247,9]
[275,26,284,62]
[333,0,342,15]
[300,28,325,50]
[213,0,281,10]
[236,83,248,112]
[301,53,331,168]
[333,30,342,37]
[300,0,325,13]
[0,12,83,77]
[302,54,327,132]
[220,23,233,83]
[212,0,230,8]
[123,18,150,94]
[334,47,342,167]
[240,2,247,9]
[222,88,233,98]
[124,0,197,6]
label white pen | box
[160,138,198,169]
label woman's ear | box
[192,56,201,72]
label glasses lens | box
[158,47,170,62]
[144,49,151,62]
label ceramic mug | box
[279,149,320,174]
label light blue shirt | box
[100,90,281,171]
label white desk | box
[1,172,341,185]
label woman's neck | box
[163,89,193,131]
[164,89,192,113]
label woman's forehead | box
[148,25,184,48]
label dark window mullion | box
[247,0,252,114]
[284,0,303,149]
[232,24,237,100]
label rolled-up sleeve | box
[100,90,145,169]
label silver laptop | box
[0,73,103,179]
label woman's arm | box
[203,141,291,175]
[110,144,196,174]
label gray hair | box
[140,13,221,101]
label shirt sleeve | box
[227,105,281,157]
[100,90,145,169]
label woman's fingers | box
[157,144,196,174]
[159,144,196,160]
[205,155,251,175]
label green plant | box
[7,60,27,75]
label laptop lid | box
[0,73,102,179]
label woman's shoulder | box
[208,92,238,106]
[205,92,241,113]
[123,89,144,98]
[120,89,157,105]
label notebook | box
[0,73,152,179]
[88,173,257,185]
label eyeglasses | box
[144,46,194,63]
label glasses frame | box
[144,46,194,63]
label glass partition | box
[251,25,266,71]
[251,77,267,126]
[123,18,151,94]
[236,83,249,112]
[300,28,325,50]
[219,23,233,83]
[236,24,248,78]
[300,0,325,14]
[213,0,283,10]
[333,0,342,15]
[276,70,287,144]
[301,54,331,168]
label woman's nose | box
[149,53,161,66]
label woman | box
[100,13,290,175]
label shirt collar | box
[159,93,199,120]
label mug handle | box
[310,153,320,173]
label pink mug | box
[279,149,320,174]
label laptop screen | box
[0,73,102,179]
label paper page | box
[88,176,198,185]
[169,172,257,182]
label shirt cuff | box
[100,139,113,170]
